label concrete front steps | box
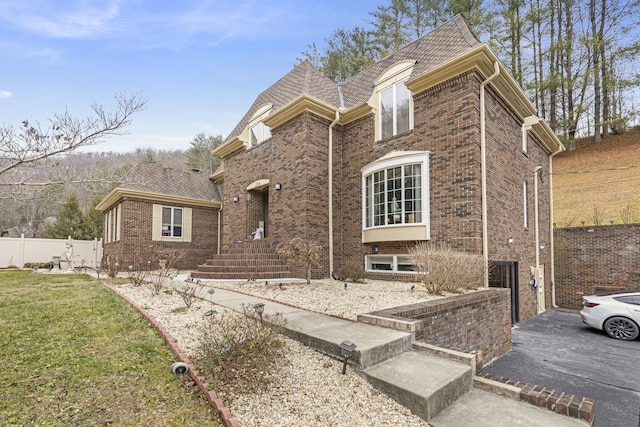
[191,241,290,280]
[362,351,472,422]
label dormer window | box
[250,122,271,147]
[247,104,273,148]
[380,81,411,139]
[373,61,415,141]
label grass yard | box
[0,270,220,427]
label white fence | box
[0,235,103,269]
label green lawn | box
[0,270,220,426]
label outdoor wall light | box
[339,340,357,374]
[372,246,378,254]
[275,182,282,191]
[233,196,240,203]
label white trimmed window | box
[380,82,411,139]
[373,61,415,141]
[104,204,121,243]
[152,204,192,242]
[362,151,430,243]
[365,254,416,273]
[247,104,273,148]
[162,207,183,237]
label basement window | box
[365,255,416,273]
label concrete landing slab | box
[430,388,590,427]
[362,351,472,421]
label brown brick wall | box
[103,197,219,271]
[554,224,640,308]
[220,69,555,323]
[367,288,512,368]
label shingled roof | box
[118,162,222,202]
[225,15,481,142]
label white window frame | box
[247,104,273,148]
[104,204,121,243]
[379,81,411,139]
[365,254,416,274]
[152,204,192,242]
[361,151,430,243]
[372,60,415,142]
[162,206,183,238]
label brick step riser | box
[205,254,282,264]
[202,259,288,267]
[191,271,291,280]
[196,266,291,274]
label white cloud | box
[0,90,12,99]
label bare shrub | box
[408,242,485,295]
[174,284,199,308]
[591,205,606,226]
[195,304,287,396]
[103,255,120,278]
[563,214,579,228]
[276,238,322,284]
[621,204,636,224]
[128,261,152,287]
[340,263,369,283]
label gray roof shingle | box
[225,15,480,141]
[118,162,221,202]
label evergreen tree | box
[185,133,223,174]
[43,193,87,240]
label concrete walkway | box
[195,283,589,426]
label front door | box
[489,261,519,324]
[262,191,269,238]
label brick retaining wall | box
[359,288,512,369]
[554,225,640,309]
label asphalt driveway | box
[481,308,640,427]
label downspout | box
[533,165,543,313]
[480,62,500,287]
[549,143,565,307]
[217,205,222,255]
[328,111,340,277]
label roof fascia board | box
[263,94,337,129]
[96,188,221,212]
[339,102,373,123]
[213,136,246,158]
[406,44,537,118]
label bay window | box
[362,151,430,243]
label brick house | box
[97,162,222,270]
[101,16,563,323]
[197,15,563,323]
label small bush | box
[195,304,287,397]
[276,237,322,284]
[341,263,369,283]
[174,284,199,308]
[409,242,485,295]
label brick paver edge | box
[475,372,595,424]
[106,284,241,427]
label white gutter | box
[480,62,500,287]
[328,111,340,277]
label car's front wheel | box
[604,316,639,340]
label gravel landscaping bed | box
[111,278,432,427]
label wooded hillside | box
[553,128,640,227]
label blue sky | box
[0,1,377,153]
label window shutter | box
[152,204,162,241]
[183,208,192,242]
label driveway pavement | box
[481,308,640,427]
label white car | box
[580,292,640,340]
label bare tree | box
[0,92,146,177]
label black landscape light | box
[339,340,357,374]
[171,362,189,383]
